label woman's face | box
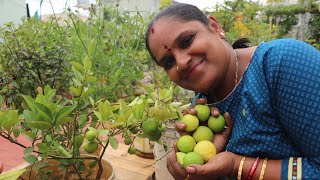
[148,16,231,93]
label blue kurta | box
[204,39,320,179]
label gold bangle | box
[259,158,268,180]
[237,156,246,180]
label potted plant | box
[0,51,187,179]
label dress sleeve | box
[263,39,320,179]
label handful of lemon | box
[176,104,226,168]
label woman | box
[145,3,320,180]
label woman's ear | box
[207,15,225,39]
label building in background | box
[0,0,27,25]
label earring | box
[220,32,225,39]
[177,66,180,71]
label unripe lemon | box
[194,104,211,122]
[183,152,204,169]
[192,126,214,143]
[177,135,196,153]
[85,130,97,141]
[128,146,137,155]
[181,114,199,132]
[124,137,132,145]
[208,115,226,133]
[84,141,98,153]
[142,119,159,135]
[193,140,216,162]
[176,152,186,167]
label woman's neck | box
[207,46,257,103]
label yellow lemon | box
[193,140,216,162]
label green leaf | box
[24,146,34,156]
[23,154,37,164]
[88,38,96,57]
[83,56,92,71]
[0,168,26,180]
[22,95,36,112]
[89,97,94,106]
[74,135,84,148]
[33,102,53,124]
[109,137,118,150]
[55,117,73,126]
[132,102,145,120]
[23,110,36,121]
[22,131,36,141]
[26,121,51,130]
[70,61,85,74]
[37,143,49,153]
[44,85,56,102]
[54,105,76,125]
[115,68,122,78]
[13,127,20,138]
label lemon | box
[181,114,199,132]
[124,137,132,145]
[142,119,159,135]
[193,140,216,162]
[84,141,98,153]
[208,115,226,133]
[128,146,137,155]
[176,152,186,167]
[85,130,97,141]
[183,152,204,169]
[194,104,211,122]
[192,126,214,143]
[177,135,196,153]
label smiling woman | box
[145,3,320,180]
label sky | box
[26,0,266,16]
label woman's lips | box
[184,60,203,79]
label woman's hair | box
[145,3,250,62]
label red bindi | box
[167,48,171,51]
[163,45,168,49]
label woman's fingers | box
[195,98,207,105]
[167,144,188,179]
[213,112,234,153]
[183,108,197,115]
[210,107,220,117]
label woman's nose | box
[175,52,191,71]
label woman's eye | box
[180,34,195,49]
[162,56,175,70]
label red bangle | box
[247,157,260,180]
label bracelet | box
[259,158,268,180]
[237,156,246,180]
[247,157,260,180]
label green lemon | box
[193,140,216,162]
[128,146,137,155]
[84,141,98,153]
[181,114,199,132]
[147,130,162,141]
[194,104,211,122]
[208,115,226,133]
[177,135,196,153]
[124,137,132,145]
[182,152,204,169]
[85,130,97,141]
[142,119,159,135]
[176,152,186,167]
[192,126,214,143]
